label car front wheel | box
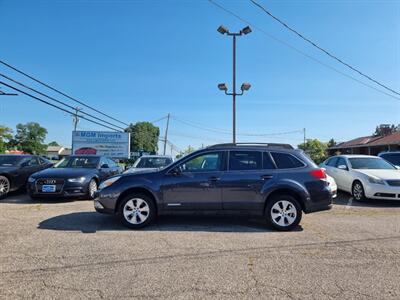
[266,195,302,231]
[352,181,366,201]
[88,179,98,200]
[0,175,10,199]
[118,193,156,229]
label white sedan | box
[320,155,400,201]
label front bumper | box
[364,184,400,200]
[27,181,89,198]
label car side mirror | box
[169,167,182,176]
[338,165,348,171]
[101,164,109,169]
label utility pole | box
[163,113,170,155]
[73,107,82,132]
[303,128,306,146]
[217,25,252,144]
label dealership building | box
[328,131,400,156]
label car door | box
[331,157,351,191]
[220,150,272,210]
[18,157,41,187]
[98,157,112,181]
[161,151,225,210]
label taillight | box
[310,168,326,180]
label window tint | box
[180,152,223,172]
[229,151,262,170]
[27,157,39,166]
[336,157,347,168]
[381,154,400,166]
[263,152,276,169]
[271,152,304,169]
[326,157,338,167]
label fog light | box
[94,200,104,210]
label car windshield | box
[349,157,395,170]
[134,157,173,169]
[54,156,99,168]
[0,156,23,167]
[381,154,400,166]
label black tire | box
[87,179,98,200]
[352,181,366,201]
[0,175,10,200]
[265,194,302,231]
[117,193,156,229]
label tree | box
[298,139,327,164]
[48,141,60,146]
[12,122,48,154]
[327,138,336,148]
[125,122,159,154]
[176,145,195,158]
[0,125,13,154]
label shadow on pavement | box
[1,190,86,204]
[333,191,400,208]
[38,212,303,233]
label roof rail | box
[207,143,294,150]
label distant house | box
[328,132,400,156]
[46,146,71,160]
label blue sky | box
[1,0,399,154]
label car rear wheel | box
[0,175,10,199]
[88,179,98,199]
[266,194,302,231]
[118,193,156,229]
[352,181,366,201]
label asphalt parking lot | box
[1,192,400,299]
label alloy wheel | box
[0,176,10,197]
[270,200,297,227]
[89,180,98,198]
[123,198,150,225]
[353,183,364,200]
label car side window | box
[229,151,262,171]
[180,152,223,172]
[335,157,347,168]
[27,157,39,166]
[271,152,304,169]
[263,152,276,169]
[107,158,116,167]
[326,157,338,167]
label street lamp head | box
[241,26,252,35]
[241,83,251,91]
[217,25,229,35]
[218,83,228,91]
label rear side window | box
[271,152,304,169]
[229,151,262,170]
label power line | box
[171,115,303,137]
[0,81,124,132]
[0,59,130,126]
[208,0,400,101]
[0,73,126,131]
[249,0,400,97]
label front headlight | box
[67,177,86,183]
[28,177,36,183]
[367,176,385,185]
[99,176,121,190]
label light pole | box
[217,25,252,144]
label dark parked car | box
[378,152,400,167]
[94,143,332,231]
[0,155,53,199]
[27,155,122,200]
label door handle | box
[208,176,221,182]
[261,175,273,180]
